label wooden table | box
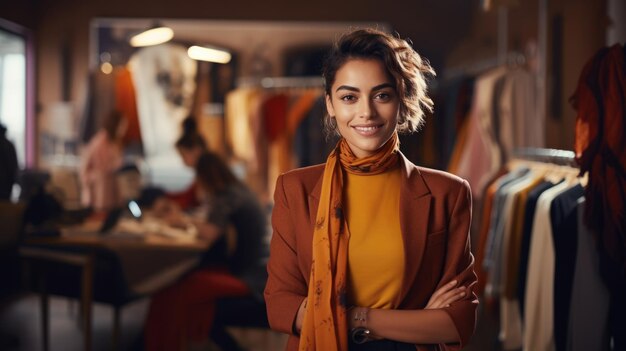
[21,220,210,351]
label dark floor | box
[0,293,288,351]
[0,294,147,351]
[0,293,495,351]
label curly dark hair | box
[175,115,207,150]
[322,28,435,136]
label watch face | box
[351,327,371,344]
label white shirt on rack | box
[523,180,572,351]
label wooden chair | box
[0,200,26,299]
[0,201,27,350]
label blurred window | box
[0,28,26,167]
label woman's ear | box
[325,94,335,117]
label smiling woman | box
[264,28,478,351]
[325,59,400,158]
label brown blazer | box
[264,153,478,351]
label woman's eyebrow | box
[371,83,395,91]
[335,85,359,93]
[335,82,395,93]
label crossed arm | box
[292,280,469,344]
[266,175,477,347]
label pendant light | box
[130,22,174,47]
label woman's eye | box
[375,92,391,101]
[340,95,356,102]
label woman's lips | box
[352,124,383,136]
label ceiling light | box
[130,25,174,47]
[187,45,232,64]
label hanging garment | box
[433,76,474,170]
[482,166,530,298]
[523,180,572,351]
[294,95,337,167]
[567,197,611,351]
[516,180,556,317]
[550,184,585,351]
[571,43,626,289]
[499,173,545,350]
[453,67,507,202]
[128,43,197,159]
[81,69,117,142]
[225,88,262,165]
[570,44,626,349]
[497,68,542,159]
[115,67,142,145]
[475,167,508,296]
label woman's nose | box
[358,100,375,118]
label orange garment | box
[263,93,290,143]
[299,134,400,351]
[115,68,142,144]
[571,44,626,282]
[447,117,470,174]
[284,89,322,170]
[286,89,321,135]
[345,165,403,309]
[474,175,500,296]
[263,94,289,200]
[503,175,543,297]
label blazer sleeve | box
[439,179,479,350]
[264,174,308,334]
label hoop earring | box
[330,116,339,134]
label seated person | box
[167,116,207,211]
[115,164,143,205]
[136,186,182,219]
[144,151,269,351]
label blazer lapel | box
[396,154,432,306]
[308,170,324,226]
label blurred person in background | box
[79,110,127,211]
[144,151,269,351]
[136,186,181,219]
[0,123,18,201]
[167,115,208,210]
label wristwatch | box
[350,327,371,344]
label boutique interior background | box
[87,19,389,192]
[0,1,623,350]
[0,0,616,198]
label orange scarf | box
[299,133,400,351]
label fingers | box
[425,280,468,309]
[430,280,457,301]
[437,287,466,308]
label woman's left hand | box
[425,280,466,309]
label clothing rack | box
[236,76,324,89]
[512,147,577,167]
[442,51,526,80]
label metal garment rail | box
[511,147,577,167]
[236,76,324,89]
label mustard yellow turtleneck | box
[344,164,404,309]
